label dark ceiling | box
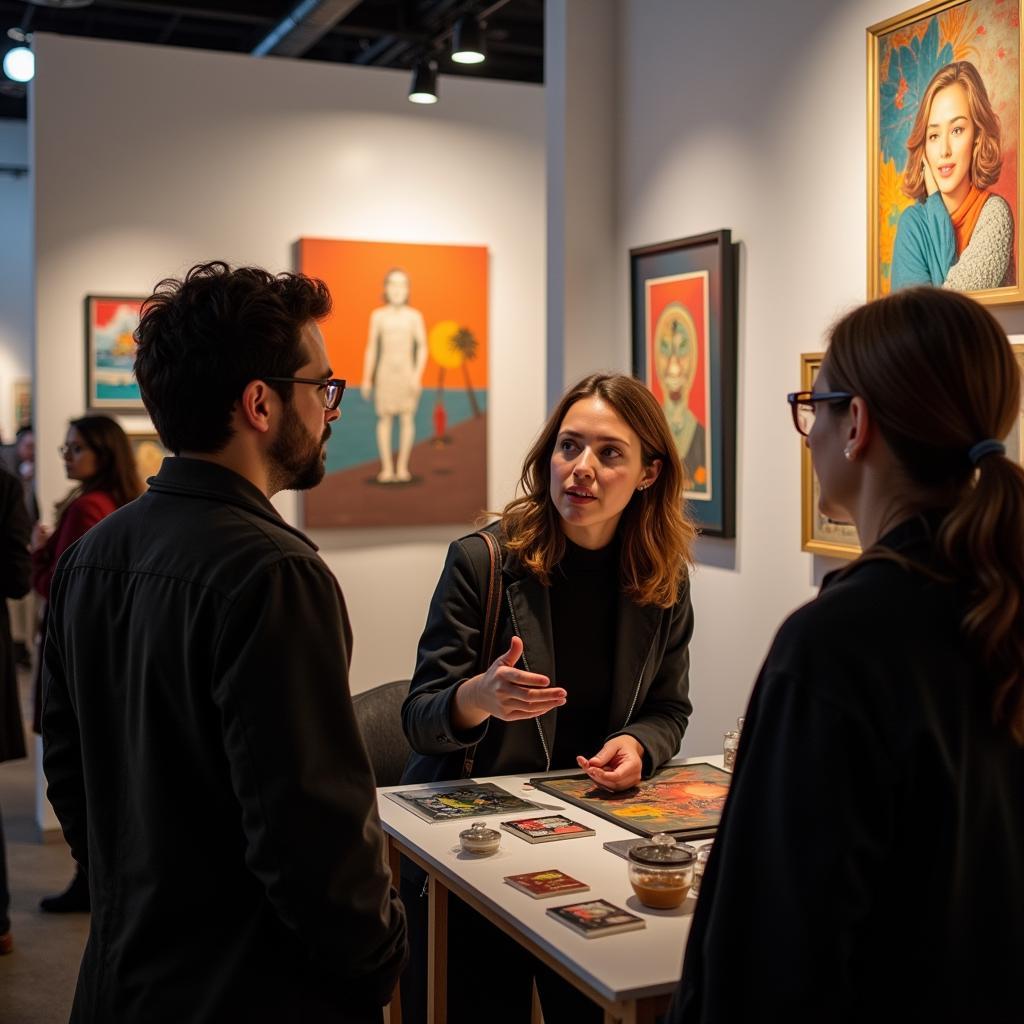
[0,0,543,120]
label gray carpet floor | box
[0,672,88,1024]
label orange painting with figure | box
[297,238,489,529]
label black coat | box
[0,466,30,764]
[41,458,407,1024]
[402,524,693,783]
[669,515,1024,1024]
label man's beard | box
[269,401,330,492]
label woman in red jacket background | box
[32,414,143,913]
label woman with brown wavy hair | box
[401,372,696,1023]
[32,414,143,913]
[892,61,1013,292]
[670,287,1024,1023]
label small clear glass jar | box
[459,821,501,856]
[692,844,712,896]
[627,833,694,908]
[723,729,739,771]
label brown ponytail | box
[826,287,1024,744]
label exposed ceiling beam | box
[251,0,362,58]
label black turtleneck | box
[549,535,619,768]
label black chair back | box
[352,679,412,787]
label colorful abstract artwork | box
[630,232,737,537]
[869,0,1022,303]
[85,296,145,411]
[297,238,488,529]
[384,782,540,824]
[532,762,732,839]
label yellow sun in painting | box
[428,319,463,369]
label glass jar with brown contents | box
[627,833,694,909]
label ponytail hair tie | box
[968,439,1005,465]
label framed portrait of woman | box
[868,0,1022,304]
[800,343,1024,558]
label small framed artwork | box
[800,353,861,560]
[630,230,737,537]
[868,0,1022,303]
[128,432,168,484]
[12,379,30,429]
[799,344,1024,558]
[85,296,145,411]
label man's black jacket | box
[42,458,406,1023]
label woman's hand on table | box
[452,635,566,729]
[577,735,644,792]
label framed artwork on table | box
[531,762,732,841]
[868,0,1022,303]
[800,353,861,559]
[127,431,168,484]
[297,238,488,529]
[799,344,1024,558]
[630,230,737,537]
[85,296,145,411]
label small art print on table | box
[630,231,737,536]
[500,815,595,844]
[532,763,731,840]
[85,296,146,412]
[546,900,645,939]
[384,782,540,824]
[504,869,590,899]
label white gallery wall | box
[32,32,545,695]
[595,0,1024,756]
[0,119,31,440]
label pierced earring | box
[843,445,854,461]
[637,483,649,492]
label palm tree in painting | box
[451,328,481,417]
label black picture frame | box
[630,230,737,537]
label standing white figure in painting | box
[361,269,428,482]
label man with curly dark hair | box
[41,262,407,1023]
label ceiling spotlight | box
[451,15,485,64]
[3,46,34,84]
[408,59,438,104]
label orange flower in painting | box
[878,156,912,289]
[998,46,1007,59]
[940,5,980,61]
[895,75,909,109]
[694,466,707,486]
[977,24,987,34]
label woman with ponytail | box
[670,287,1024,1024]
[401,372,696,1023]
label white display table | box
[379,756,721,1024]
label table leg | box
[384,839,402,1024]
[603,996,663,1024]
[427,875,449,1024]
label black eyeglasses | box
[264,377,346,411]
[786,390,852,437]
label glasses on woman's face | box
[58,443,90,459]
[263,376,347,411]
[786,390,853,437]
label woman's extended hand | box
[31,523,52,553]
[452,636,566,729]
[577,735,645,792]
[923,158,938,197]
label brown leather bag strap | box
[462,529,502,778]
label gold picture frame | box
[800,353,861,559]
[867,0,1023,303]
[801,343,1024,558]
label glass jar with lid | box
[459,821,501,856]
[627,833,694,908]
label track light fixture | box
[408,59,438,104]
[2,45,33,83]
[451,15,485,64]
